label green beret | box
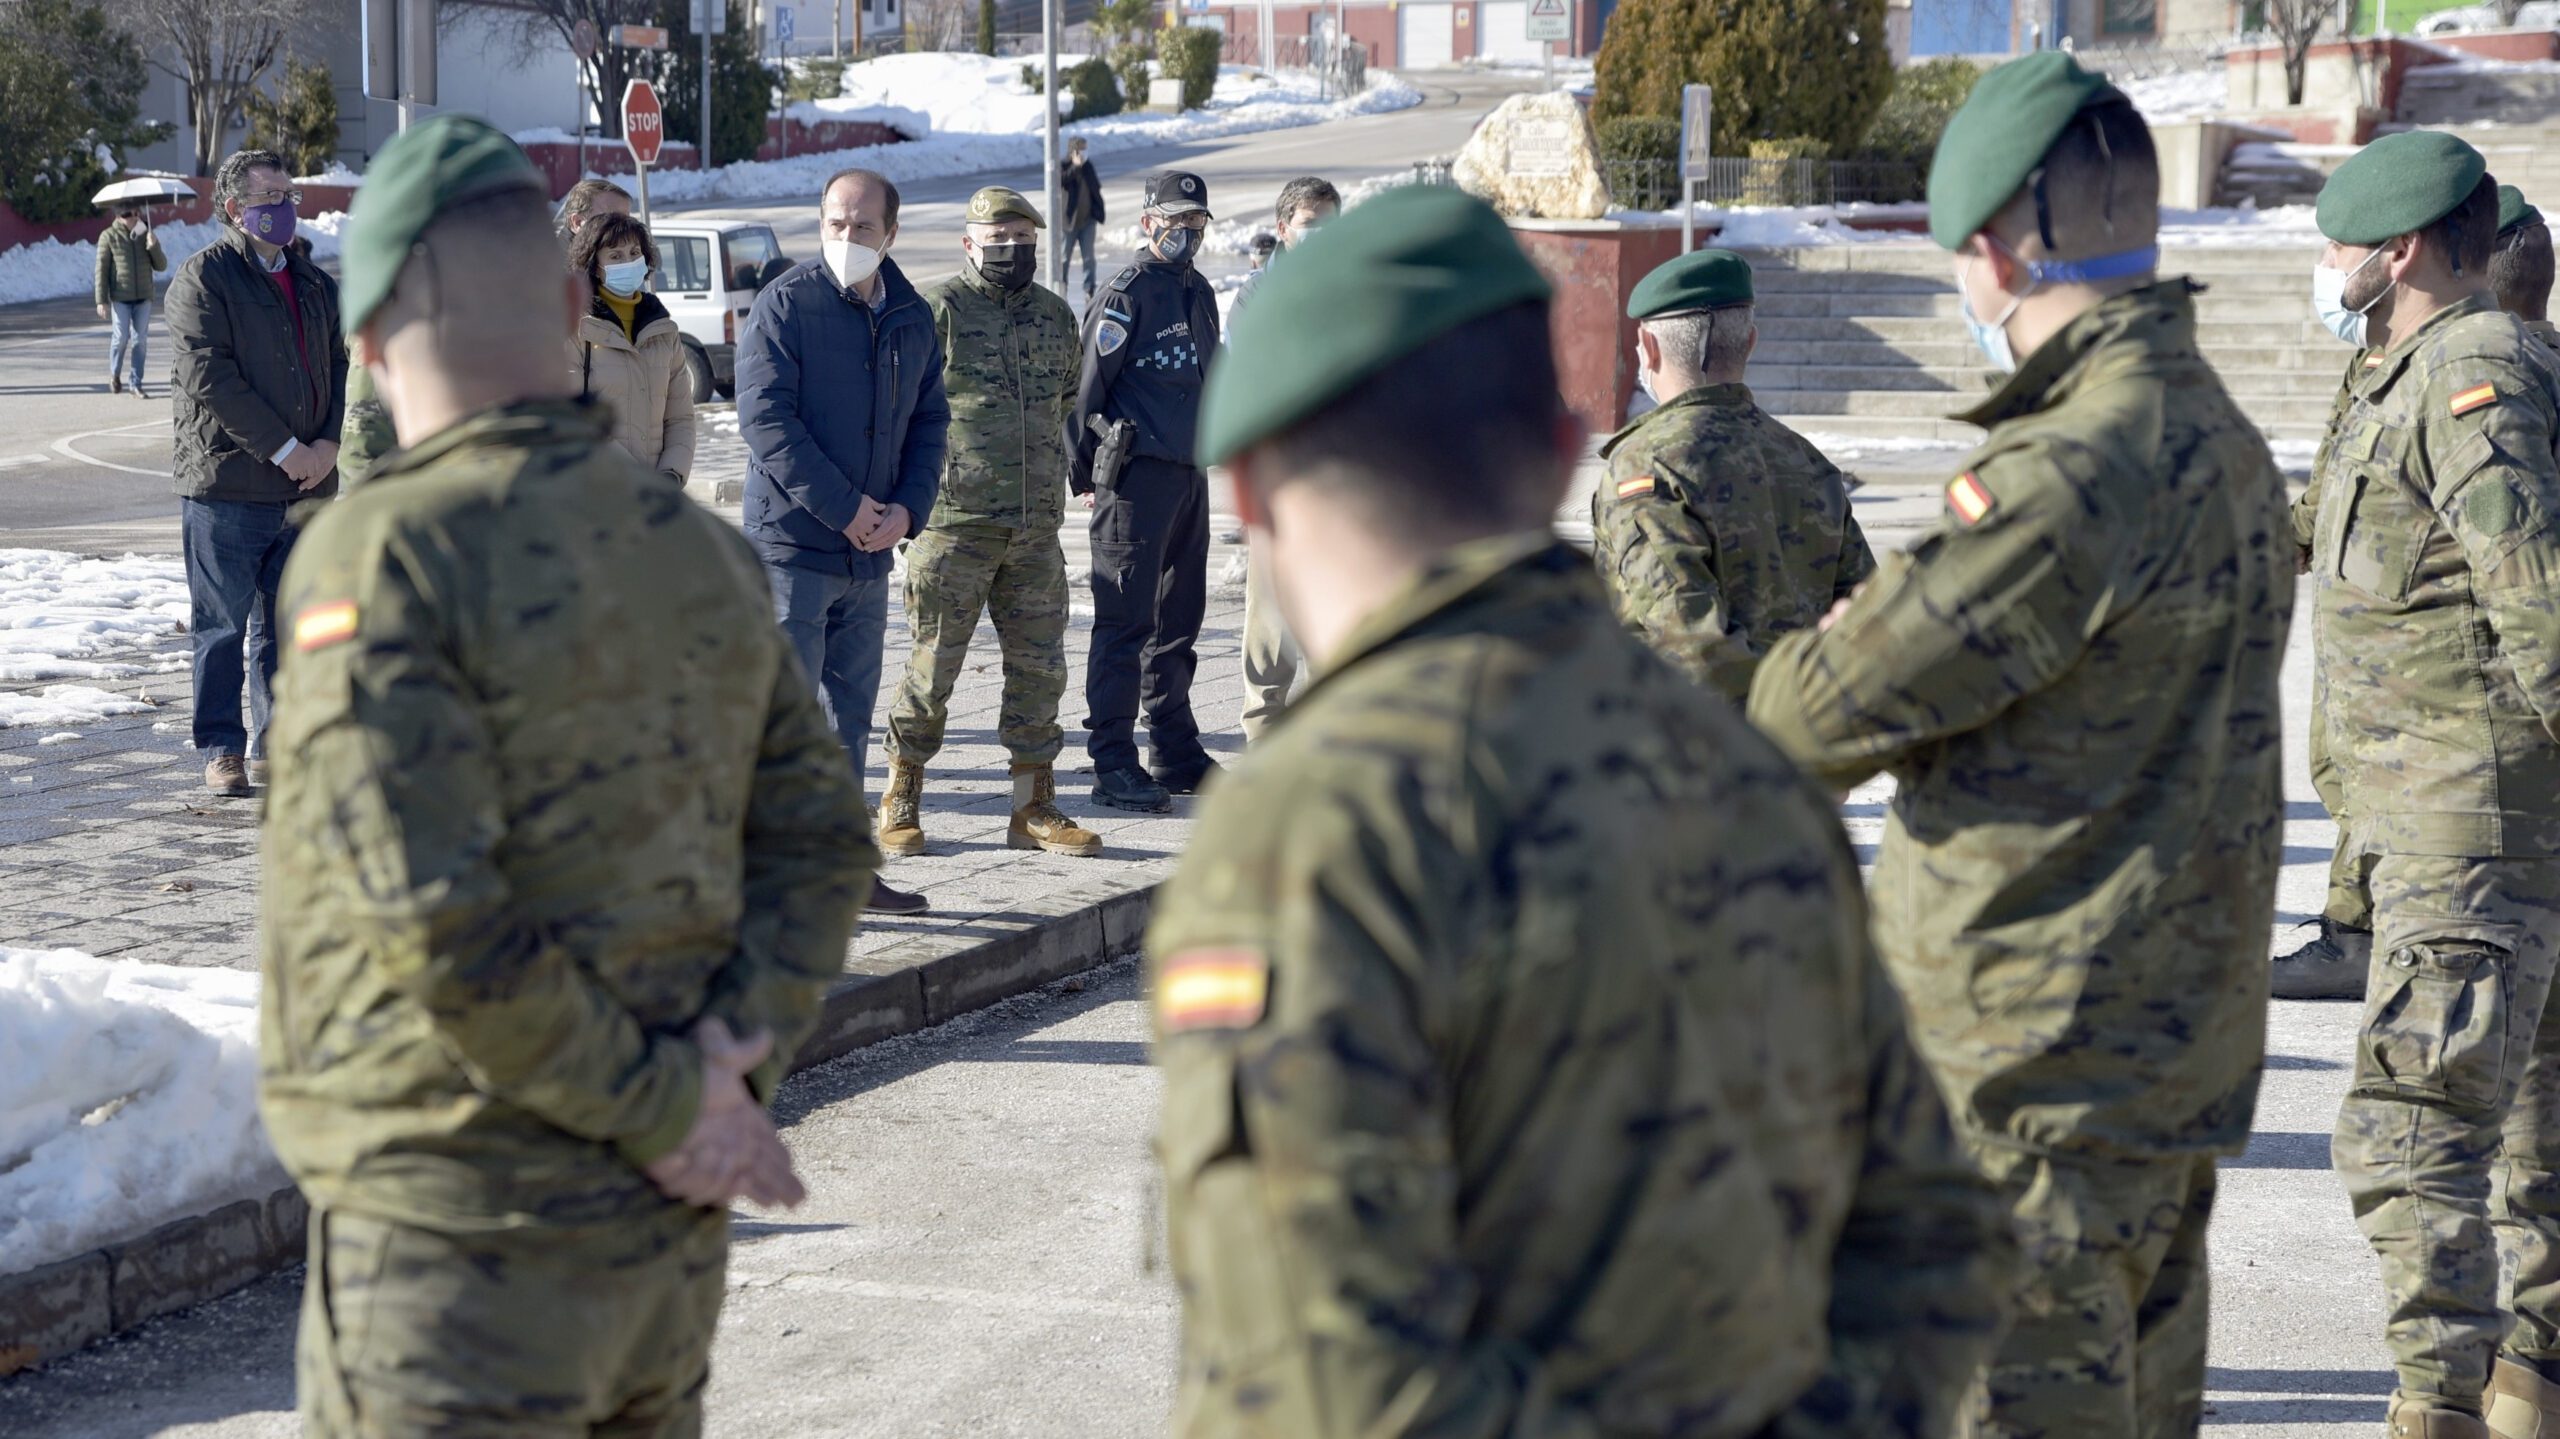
[341,115,548,339]
[1198,186,1551,468]
[2501,183,2544,237]
[1927,53,2122,251]
[1627,249,1754,319]
[965,185,1045,228]
[2316,130,2489,246]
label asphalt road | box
[0,69,1529,558]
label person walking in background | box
[1228,175,1338,744]
[1071,171,1221,813]
[95,205,166,397]
[568,212,696,487]
[1059,137,1105,301]
[165,148,346,799]
[739,167,948,917]
[881,187,1101,861]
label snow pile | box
[0,549,189,684]
[2118,68,2229,123]
[293,162,365,187]
[0,948,281,1274]
[832,51,1069,134]
[1708,207,1919,247]
[0,211,349,308]
[640,63,1424,204]
[779,97,935,139]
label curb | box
[0,884,1154,1377]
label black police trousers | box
[1084,455,1209,775]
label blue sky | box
[1913,0,2012,54]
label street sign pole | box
[1679,83,1711,253]
[702,5,714,176]
[1043,0,1061,291]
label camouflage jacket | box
[2292,348,2382,555]
[1747,279,2293,1161]
[2311,293,2560,855]
[1591,382,1876,701]
[258,399,877,1231]
[2530,317,2560,355]
[1152,536,2012,1439]
[922,267,1079,530]
[337,363,398,491]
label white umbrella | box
[90,177,197,206]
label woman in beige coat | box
[567,212,696,483]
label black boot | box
[1151,755,1224,796]
[2270,918,2373,1001]
[866,879,930,916]
[1093,766,1173,814]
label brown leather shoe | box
[876,759,926,857]
[1008,763,1101,857]
[204,753,250,798]
[2490,1358,2560,1438]
[2395,1397,2492,1438]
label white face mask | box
[824,238,884,290]
[2313,247,2391,347]
[1634,344,1658,402]
[1958,248,2027,375]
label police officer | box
[1747,55,2294,1437]
[258,117,877,1434]
[1154,183,2012,1439]
[1072,170,1222,813]
[2302,133,2560,1439]
[1593,248,1876,701]
[880,186,1101,859]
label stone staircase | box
[2398,66,2560,128]
[1738,244,2340,448]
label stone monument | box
[1453,91,1613,221]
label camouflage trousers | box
[1237,547,1301,744]
[2307,684,2376,930]
[1962,1147,2216,1439]
[2336,854,2560,1412]
[297,1204,729,1437]
[886,522,1070,767]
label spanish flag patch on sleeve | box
[1615,474,1666,502]
[293,601,358,653]
[2452,382,2501,417]
[1157,949,1270,1033]
[1947,471,1996,527]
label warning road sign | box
[1525,0,1570,42]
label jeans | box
[182,497,296,757]
[770,562,890,801]
[1062,223,1099,297]
[108,300,148,386]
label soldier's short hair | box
[214,149,288,211]
[1992,98,2160,261]
[823,168,901,229]
[1275,176,1340,225]
[1644,303,1753,381]
[2426,175,2501,279]
[1257,300,1562,534]
[376,186,565,348]
[555,178,632,232]
[2492,221,2555,322]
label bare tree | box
[2261,0,2345,106]
[112,0,323,175]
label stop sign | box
[622,80,665,167]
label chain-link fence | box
[1599,156,1927,212]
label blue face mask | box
[601,259,649,297]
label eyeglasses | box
[238,188,303,207]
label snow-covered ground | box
[0,550,189,731]
[0,211,349,309]
[630,59,1424,205]
[0,947,281,1274]
[2119,67,2230,124]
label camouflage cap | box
[1628,248,1754,319]
[341,115,548,339]
[1927,52,2124,251]
[1198,185,1551,468]
[965,185,1046,228]
[2501,183,2544,237]
[2316,130,2488,246]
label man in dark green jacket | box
[94,205,166,396]
[165,147,348,798]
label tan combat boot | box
[1009,762,1101,857]
[876,759,926,857]
[2392,1396,2492,1439]
[2490,1359,2560,1438]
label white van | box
[649,219,793,403]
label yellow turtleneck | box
[601,288,640,339]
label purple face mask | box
[240,200,297,248]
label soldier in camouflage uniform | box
[2496,185,2559,353]
[1155,183,2013,1439]
[1746,55,2293,1439]
[337,364,395,489]
[1593,248,1875,701]
[2297,134,2560,1439]
[880,187,1100,859]
[258,117,877,1436]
